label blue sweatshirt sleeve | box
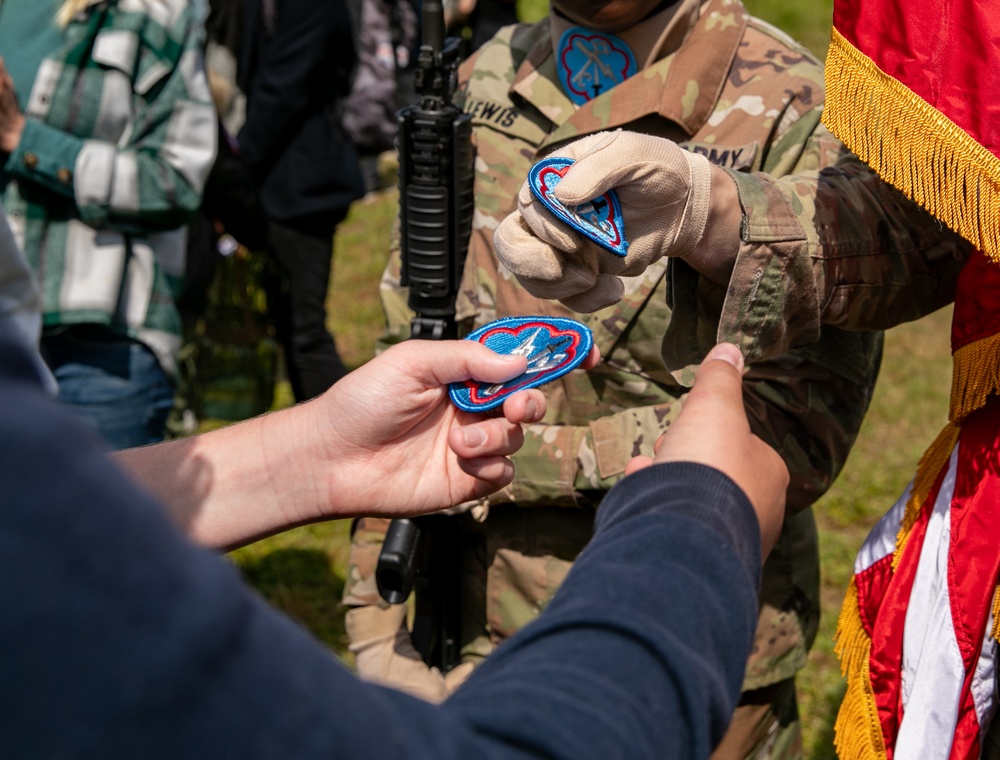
[0,327,762,760]
[445,463,763,760]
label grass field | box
[231,3,955,756]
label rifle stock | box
[374,0,473,673]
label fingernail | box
[463,427,486,448]
[525,398,540,419]
[707,343,745,372]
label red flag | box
[824,0,1000,261]
[823,1,1000,758]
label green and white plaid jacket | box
[2,0,216,374]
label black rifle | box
[374,0,474,674]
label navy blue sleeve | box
[0,329,761,760]
[446,463,762,760]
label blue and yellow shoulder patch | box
[449,316,594,412]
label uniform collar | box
[548,0,702,72]
[511,0,749,149]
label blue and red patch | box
[556,27,636,106]
[528,156,629,257]
[449,316,594,412]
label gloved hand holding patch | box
[494,130,713,313]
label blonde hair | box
[55,0,94,28]
[56,0,170,27]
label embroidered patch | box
[556,27,637,106]
[449,316,594,412]
[528,156,628,257]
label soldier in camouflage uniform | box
[339,0,965,756]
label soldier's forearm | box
[688,162,970,365]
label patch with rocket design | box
[449,316,594,412]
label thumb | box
[549,131,639,206]
[677,343,746,429]
[654,343,747,463]
[386,339,529,388]
[652,342,788,559]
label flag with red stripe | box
[823,0,1000,757]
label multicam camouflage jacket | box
[378,0,902,688]
[656,34,970,368]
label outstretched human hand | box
[314,339,597,516]
[625,343,787,555]
[494,130,715,313]
[116,338,597,550]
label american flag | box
[823,0,1000,757]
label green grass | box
[743,0,834,58]
[229,4,954,757]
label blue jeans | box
[41,327,174,451]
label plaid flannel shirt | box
[2,0,216,375]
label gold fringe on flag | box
[892,422,960,570]
[991,585,1000,643]
[833,578,887,760]
[950,332,1000,422]
[823,27,1000,264]
[825,25,1000,760]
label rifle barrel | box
[422,0,445,57]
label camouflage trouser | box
[342,508,806,759]
[710,679,802,760]
[341,516,393,609]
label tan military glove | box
[494,130,713,312]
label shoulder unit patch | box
[528,156,628,257]
[556,26,636,106]
[449,316,594,412]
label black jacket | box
[237,0,365,222]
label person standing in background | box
[0,0,217,450]
[343,0,418,195]
[237,0,365,402]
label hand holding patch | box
[528,157,629,257]
[494,130,713,313]
[450,316,594,412]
